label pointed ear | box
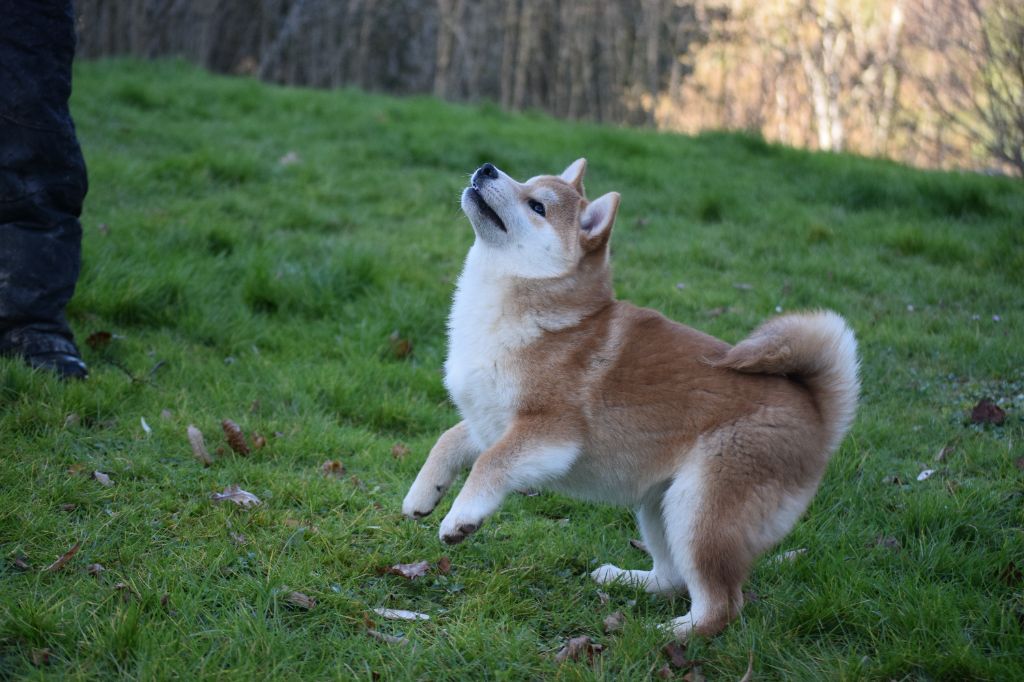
[559,158,587,194]
[580,191,620,251]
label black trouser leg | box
[0,1,88,369]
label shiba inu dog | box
[402,159,859,639]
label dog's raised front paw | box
[590,564,625,585]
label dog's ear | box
[580,191,620,252]
[560,158,587,194]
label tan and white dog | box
[402,159,859,639]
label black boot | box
[0,1,89,380]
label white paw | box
[438,513,481,545]
[401,480,447,520]
[590,564,625,585]
[668,613,695,641]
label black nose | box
[480,163,498,179]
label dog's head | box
[461,159,620,279]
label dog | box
[402,159,859,639]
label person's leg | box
[0,0,88,379]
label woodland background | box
[75,0,1024,176]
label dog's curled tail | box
[712,310,860,453]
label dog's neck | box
[449,243,614,350]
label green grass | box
[1,58,1022,680]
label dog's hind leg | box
[661,450,748,640]
[591,484,686,595]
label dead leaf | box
[63,413,80,428]
[87,563,105,576]
[554,635,604,664]
[251,433,267,449]
[970,398,1006,425]
[771,548,807,563]
[935,444,956,462]
[67,463,87,476]
[367,628,409,646]
[229,532,247,545]
[85,331,112,350]
[372,608,430,621]
[160,409,173,420]
[388,330,413,359]
[321,459,346,478]
[596,590,610,605]
[44,542,81,572]
[603,610,625,633]
[706,306,730,319]
[683,668,706,682]
[188,425,213,466]
[140,417,152,435]
[380,560,430,580]
[222,419,250,455]
[916,469,936,482]
[92,471,113,487]
[60,503,77,512]
[663,641,691,669]
[629,539,650,555]
[656,665,673,679]
[210,485,262,508]
[30,648,51,666]
[737,651,754,682]
[436,556,452,575]
[114,582,137,601]
[284,590,316,610]
[391,442,410,459]
[11,555,30,571]
[871,535,901,551]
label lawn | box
[1,59,1022,680]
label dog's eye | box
[528,199,546,217]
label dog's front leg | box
[438,422,579,545]
[402,421,480,519]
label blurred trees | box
[75,0,1022,175]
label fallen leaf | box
[970,398,1006,425]
[603,610,625,633]
[380,560,430,580]
[388,330,413,359]
[160,593,170,609]
[871,535,901,550]
[44,542,81,572]
[737,651,754,682]
[114,582,137,601]
[683,668,706,682]
[59,503,77,512]
[656,665,673,679]
[30,648,51,666]
[367,628,409,646]
[210,485,262,508]
[12,555,30,571]
[140,417,152,435]
[188,425,213,466]
[87,563,105,576]
[160,409,173,420]
[229,532,247,545]
[251,433,267,449]
[771,548,807,563]
[372,608,430,621]
[391,442,410,459]
[92,471,113,487]
[67,463,87,476]
[706,306,730,318]
[663,641,691,669]
[85,331,112,350]
[596,590,610,605]
[284,590,316,610]
[629,539,650,555]
[436,556,452,575]
[222,419,250,455]
[554,635,604,664]
[63,413,80,428]
[935,444,956,462]
[916,469,936,482]
[321,460,346,478]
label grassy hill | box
[1,59,1022,680]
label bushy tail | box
[712,311,860,453]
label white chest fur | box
[443,245,541,450]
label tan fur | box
[402,159,860,640]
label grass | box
[1,58,1022,680]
